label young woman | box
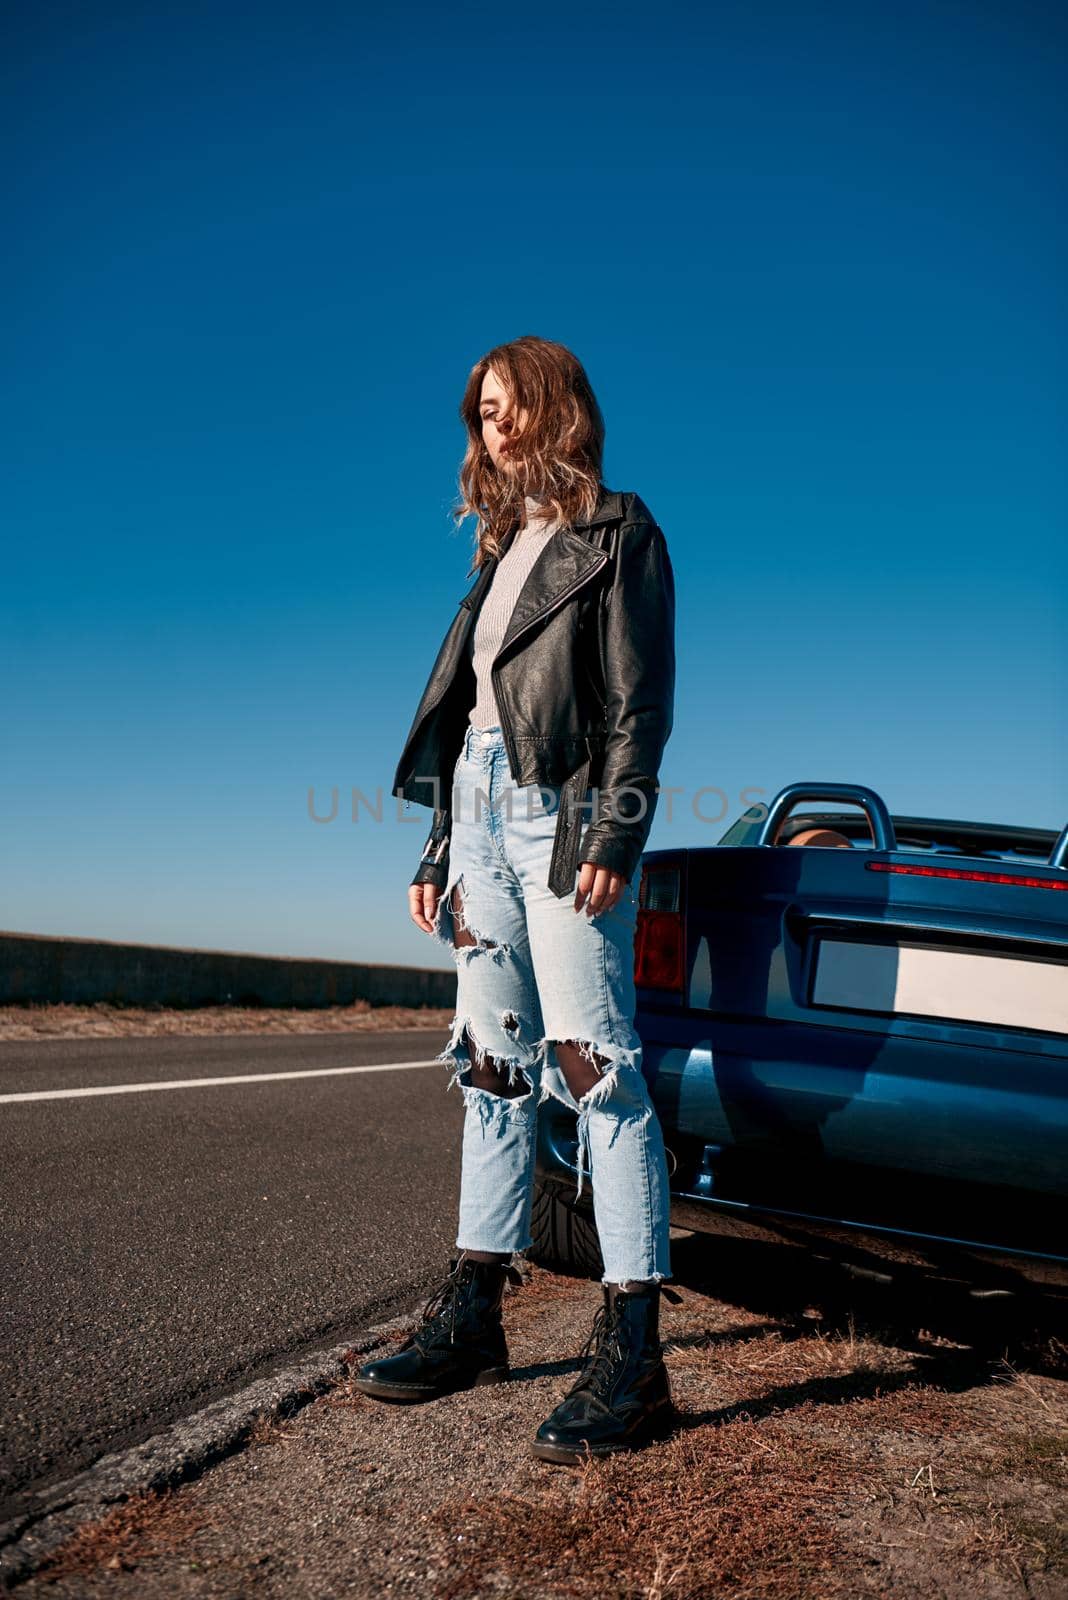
[357,335,680,1465]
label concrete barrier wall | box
[0,931,456,1011]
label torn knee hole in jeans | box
[434,1014,536,1119]
[549,1036,647,1201]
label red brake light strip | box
[866,861,1067,891]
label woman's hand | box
[575,861,627,916]
[409,882,441,935]
[414,867,624,928]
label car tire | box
[528,1182,604,1278]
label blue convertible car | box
[532,782,1068,1297]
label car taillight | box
[635,864,685,991]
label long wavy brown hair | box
[454,336,606,571]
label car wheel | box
[528,1182,604,1278]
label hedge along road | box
[0,1028,464,1522]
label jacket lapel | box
[457,488,623,648]
[497,530,608,653]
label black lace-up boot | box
[354,1252,523,1403]
[531,1280,683,1463]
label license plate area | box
[809,936,1068,1035]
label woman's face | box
[479,367,529,473]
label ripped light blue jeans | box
[429,722,672,1286]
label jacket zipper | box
[491,553,608,775]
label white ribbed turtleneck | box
[467,494,562,730]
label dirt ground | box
[16,1242,1068,1600]
[0,1001,454,1041]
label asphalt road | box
[0,1030,465,1521]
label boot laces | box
[567,1284,680,1404]
[567,1301,628,1401]
[408,1257,522,1352]
[417,1260,465,1346]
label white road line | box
[0,1059,443,1105]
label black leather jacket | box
[393,486,675,898]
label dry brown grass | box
[32,1490,217,1584]
[430,1415,864,1600]
[0,999,454,1040]
[985,1428,1068,1487]
[425,1305,1068,1600]
[244,1413,296,1448]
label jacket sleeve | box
[576,517,675,883]
[410,805,451,891]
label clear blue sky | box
[3,0,1065,971]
